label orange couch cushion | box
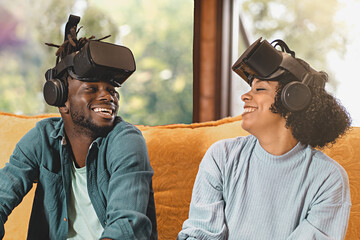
[0,112,359,239]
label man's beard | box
[70,106,114,139]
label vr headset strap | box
[64,15,81,42]
[45,53,76,80]
[278,54,308,82]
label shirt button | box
[64,218,67,222]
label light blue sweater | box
[178,135,351,240]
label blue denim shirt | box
[0,117,157,240]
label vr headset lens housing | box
[232,38,284,84]
[46,40,136,87]
[232,37,319,86]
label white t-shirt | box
[67,160,104,239]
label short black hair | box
[269,59,351,148]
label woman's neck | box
[256,126,298,156]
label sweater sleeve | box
[178,142,228,240]
[287,159,351,240]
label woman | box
[178,38,351,240]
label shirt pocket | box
[39,164,63,211]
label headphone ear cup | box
[43,79,67,107]
[281,81,311,112]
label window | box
[0,0,194,125]
[230,0,360,126]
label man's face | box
[66,78,119,137]
[240,79,285,136]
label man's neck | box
[64,126,96,168]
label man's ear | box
[59,101,70,114]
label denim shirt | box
[0,117,157,240]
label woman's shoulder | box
[203,135,256,167]
[311,149,349,180]
[210,135,256,152]
[309,148,351,204]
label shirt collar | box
[48,116,122,147]
[49,118,66,140]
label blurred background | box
[0,0,359,126]
[0,0,194,125]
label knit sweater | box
[178,135,351,240]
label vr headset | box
[45,40,136,87]
[232,37,326,112]
[44,14,136,107]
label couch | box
[0,111,359,239]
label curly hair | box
[269,60,351,149]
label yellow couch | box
[0,111,359,239]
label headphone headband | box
[45,53,76,81]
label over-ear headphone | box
[43,76,68,107]
[280,73,312,112]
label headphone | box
[280,73,313,112]
[43,71,68,107]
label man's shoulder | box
[36,117,62,126]
[112,117,141,132]
[14,117,63,154]
[101,118,149,163]
[21,117,62,139]
[106,117,144,140]
[35,117,63,135]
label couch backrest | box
[0,112,359,239]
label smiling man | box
[178,38,352,240]
[0,15,157,240]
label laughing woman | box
[178,38,351,240]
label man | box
[0,15,157,239]
[178,38,351,239]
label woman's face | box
[241,79,285,136]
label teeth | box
[93,108,112,115]
[243,107,256,113]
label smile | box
[243,107,257,114]
[92,107,114,116]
